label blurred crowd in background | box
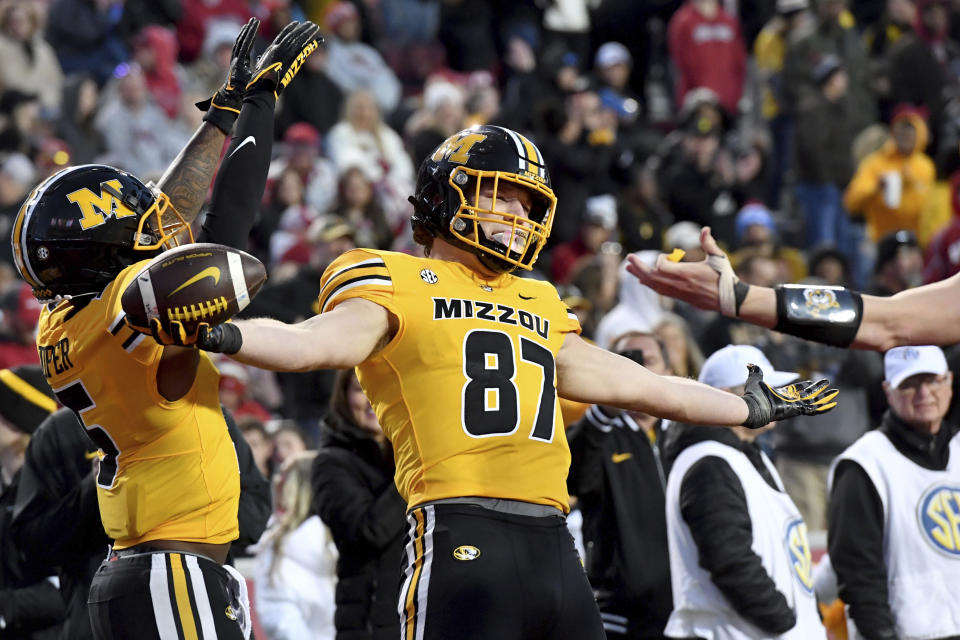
[3,0,960,637]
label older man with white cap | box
[662,344,826,639]
[828,345,960,640]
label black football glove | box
[149,317,205,347]
[246,20,323,100]
[741,364,838,429]
[196,17,260,134]
[148,318,243,354]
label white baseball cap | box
[884,346,948,389]
[699,344,799,390]
[595,42,631,68]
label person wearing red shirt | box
[667,0,747,116]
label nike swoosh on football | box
[518,293,536,300]
[611,452,633,463]
[229,136,256,157]
[170,266,221,295]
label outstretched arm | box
[627,226,960,351]
[556,333,836,428]
[225,297,395,371]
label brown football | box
[121,243,266,335]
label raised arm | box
[556,333,836,428]
[155,18,261,223]
[627,226,960,351]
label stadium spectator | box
[45,0,128,84]
[95,63,191,178]
[326,89,414,225]
[312,368,405,640]
[667,0,747,116]
[175,0,252,63]
[323,1,401,115]
[405,78,467,170]
[653,96,740,246]
[593,251,667,350]
[0,1,63,113]
[781,0,877,132]
[844,105,936,242]
[275,40,344,137]
[793,54,858,250]
[866,229,924,296]
[328,167,394,250]
[551,194,620,285]
[888,0,960,167]
[218,360,273,423]
[274,122,338,229]
[828,345,960,639]
[0,153,36,268]
[593,42,641,108]
[0,283,43,369]
[662,345,826,637]
[239,416,274,478]
[131,25,183,119]
[54,75,105,166]
[273,421,310,470]
[0,364,64,639]
[753,0,811,204]
[0,90,42,157]
[654,313,706,380]
[254,451,337,640]
[567,332,673,639]
[923,173,960,282]
[730,202,808,283]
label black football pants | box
[399,503,605,640]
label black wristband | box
[200,103,239,135]
[774,284,863,347]
[217,323,243,354]
[734,280,750,316]
[741,394,769,429]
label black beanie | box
[0,365,57,435]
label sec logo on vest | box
[918,485,960,556]
[784,518,814,594]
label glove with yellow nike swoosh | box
[149,318,244,356]
[246,20,323,100]
[741,364,838,429]
[196,17,259,134]
[149,317,208,347]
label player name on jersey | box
[432,297,549,339]
[38,337,74,377]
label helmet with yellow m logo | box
[409,125,557,273]
[11,164,192,301]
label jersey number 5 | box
[461,329,556,441]
[54,379,121,489]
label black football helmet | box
[409,125,557,272]
[11,164,193,301]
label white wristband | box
[707,253,740,317]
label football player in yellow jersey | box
[160,125,839,640]
[10,19,322,640]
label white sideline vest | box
[665,440,824,640]
[828,430,960,640]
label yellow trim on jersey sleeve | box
[317,249,394,314]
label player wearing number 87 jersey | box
[317,248,579,511]
[166,125,840,640]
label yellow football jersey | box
[318,249,581,512]
[36,261,239,548]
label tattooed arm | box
[155,123,226,224]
